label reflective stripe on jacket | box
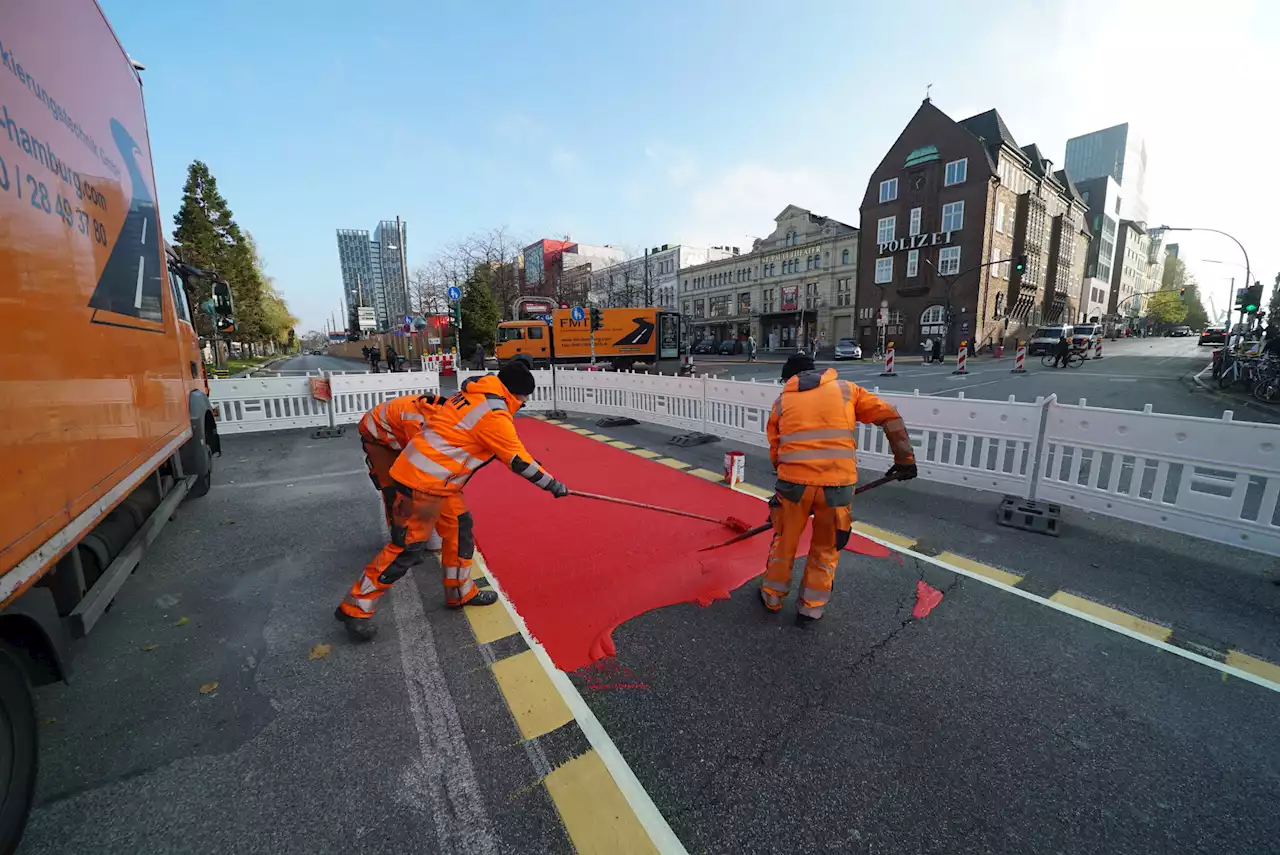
[358,393,446,450]
[389,374,557,496]
[766,368,912,486]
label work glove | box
[886,462,918,482]
[547,479,570,498]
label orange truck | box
[0,2,221,848]
[495,307,681,369]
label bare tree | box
[452,227,526,318]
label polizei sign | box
[878,230,956,255]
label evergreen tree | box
[459,264,501,355]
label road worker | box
[357,392,447,551]
[762,353,917,625]
[336,361,569,640]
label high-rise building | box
[1064,123,1148,222]
[335,217,409,333]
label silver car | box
[833,338,862,360]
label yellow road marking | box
[1226,650,1280,685]
[852,520,917,549]
[464,601,519,645]
[687,468,723,482]
[732,482,772,498]
[544,750,661,855]
[655,457,690,470]
[470,563,485,581]
[936,552,1023,586]
[491,650,574,740]
[568,427,595,435]
[630,448,660,459]
[1049,592,1172,642]
[589,433,613,442]
[545,419,564,425]
[608,440,636,449]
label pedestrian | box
[746,335,757,363]
[931,337,943,365]
[386,348,398,372]
[1053,333,1070,367]
[368,345,381,373]
[361,346,370,361]
[356,392,448,554]
[762,354,917,624]
[922,337,933,364]
[335,361,570,640]
[472,341,486,371]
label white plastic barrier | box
[461,367,1280,555]
[210,370,440,434]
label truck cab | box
[496,320,551,365]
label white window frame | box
[875,257,893,284]
[906,249,919,278]
[995,201,1005,233]
[909,207,921,237]
[876,216,896,245]
[939,246,961,276]
[879,178,898,203]
[920,305,946,325]
[990,246,1003,278]
[945,158,968,187]
[941,200,964,232]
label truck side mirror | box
[212,280,235,317]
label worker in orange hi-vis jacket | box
[357,392,448,551]
[762,353,918,626]
[336,361,569,641]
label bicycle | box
[1040,349,1087,369]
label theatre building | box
[856,99,1090,355]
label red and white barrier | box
[423,353,456,372]
[880,343,897,377]
[953,341,969,375]
[1011,341,1027,374]
[1093,337,1103,360]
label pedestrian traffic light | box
[1178,287,1186,297]
[1013,254,1028,274]
[449,300,463,330]
[590,307,603,331]
[1244,283,1264,313]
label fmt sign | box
[878,230,956,255]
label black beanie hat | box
[498,361,536,396]
[781,353,815,380]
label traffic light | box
[590,307,603,331]
[1013,254,1028,274]
[1244,283,1264,313]
[1178,287,1186,297]
[449,300,463,330]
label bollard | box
[880,342,897,376]
[1011,340,1027,374]
[1093,337,1103,360]
[953,341,969,375]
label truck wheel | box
[185,434,214,499]
[0,646,37,855]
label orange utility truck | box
[495,307,681,369]
[0,3,221,849]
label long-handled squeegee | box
[697,474,900,552]
[568,490,753,533]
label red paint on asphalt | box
[912,580,944,618]
[466,419,890,671]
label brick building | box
[856,100,1090,356]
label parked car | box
[1028,325,1073,356]
[1171,326,1192,337]
[692,338,716,354]
[833,338,863,360]
[1198,327,1227,345]
[1070,323,1102,351]
[718,339,739,355]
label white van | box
[1028,325,1073,356]
[1071,323,1102,350]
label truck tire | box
[185,433,214,499]
[0,645,37,855]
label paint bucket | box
[723,451,745,487]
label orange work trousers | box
[761,483,853,619]
[363,439,443,550]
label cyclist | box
[1053,333,1071,368]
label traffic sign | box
[538,314,554,323]
[448,286,461,301]
[571,306,585,322]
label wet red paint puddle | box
[466,419,890,671]
[913,580,944,618]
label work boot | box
[795,612,821,629]
[449,590,499,608]
[334,606,378,641]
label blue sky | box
[102,0,1278,332]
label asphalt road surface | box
[267,353,372,374]
[20,419,1280,854]
[694,337,1269,422]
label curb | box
[1188,363,1280,420]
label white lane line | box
[134,255,146,307]
[392,572,500,854]
[1109,378,1138,383]
[728,484,1280,694]
[140,217,147,245]
[474,552,690,855]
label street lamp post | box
[1154,226,1252,329]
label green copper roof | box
[904,145,940,167]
